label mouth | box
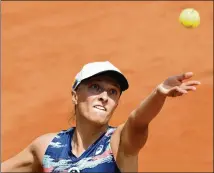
[93,105,107,111]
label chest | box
[42,128,119,172]
[43,149,117,173]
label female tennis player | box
[1,61,200,172]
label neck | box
[71,115,108,157]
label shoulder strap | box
[43,128,74,167]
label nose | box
[98,91,108,103]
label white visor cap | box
[72,61,129,91]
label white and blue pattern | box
[43,127,120,173]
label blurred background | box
[1,1,213,172]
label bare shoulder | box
[110,123,125,156]
[31,133,58,164]
[110,124,138,172]
[33,133,57,147]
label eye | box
[109,89,118,96]
[89,83,101,92]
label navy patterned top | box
[42,126,121,173]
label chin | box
[89,111,110,126]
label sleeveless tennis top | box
[42,126,121,173]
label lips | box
[93,105,107,111]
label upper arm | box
[1,143,40,172]
[111,115,149,162]
[119,117,149,155]
[1,133,57,172]
[110,121,147,172]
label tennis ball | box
[179,8,200,28]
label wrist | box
[154,86,167,99]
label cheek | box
[78,96,95,109]
[108,100,118,112]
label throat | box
[71,143,86,158]
[71,125,108,158]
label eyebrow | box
[88,79,120,89]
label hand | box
[157,72,201,97]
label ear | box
[71,90,78,105]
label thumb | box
[176,72,194,81]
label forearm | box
[118,72,199,156]
[118,87,167,155]
[130,87,167,128]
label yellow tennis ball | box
[179,8,200,28]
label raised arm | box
[111,72,201,169]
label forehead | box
[83,75,120,88]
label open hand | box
[157,72,201,97]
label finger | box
[176,72,194,81]
[183,80,201,86]
[169,86,187,95]
[181,85,197,91]
[175,86,188,94]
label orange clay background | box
[1,1,213,172]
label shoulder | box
[30,132,60,164]
[32,133,58,149]
[31,128,73,163]
[109,124,125,152]
[32,128,72,148]
[1,132,59,172]
[110,124,138,172]
[106,126,118,136]
[110,124,125,138]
